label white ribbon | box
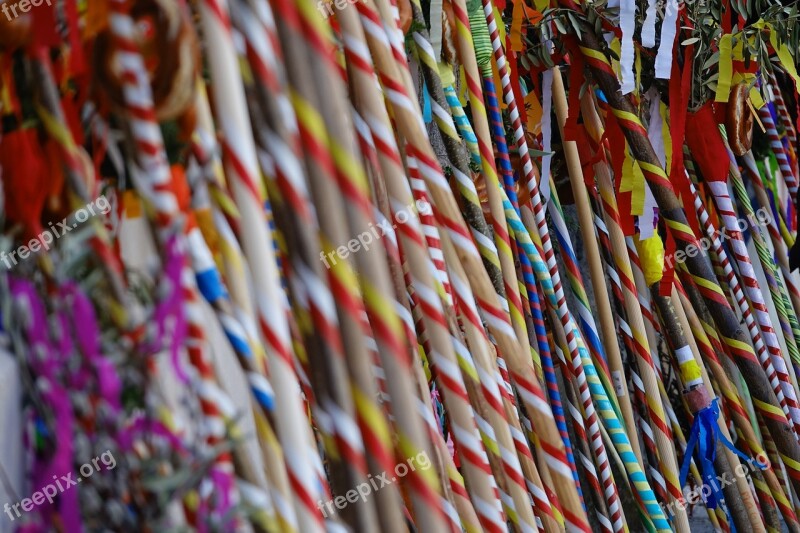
[620,0,637,94]
[540,70,553,204]
[642,0,658,47]
[655,0,679,78]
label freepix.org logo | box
[1,0,52,22]
[4,451,117,522]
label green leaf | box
[682,37,700,45]
[702,50,720,69]
[554,16,568,34]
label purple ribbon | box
[10,279,82,533]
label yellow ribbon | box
[634,234,665,286]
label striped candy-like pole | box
[479,0,535,206]
[683,164,792,425]
[441,0,528,354]
[440,72,554,530]
[408,27,537,496]
[758,101,797,201]
[561,16,800,498]
[408,153,454,308]
[674,274,797,531]
[547,192,622,533]
[595,222,670,515]
[669,278,765,531]
[368,161,473,532]
[335,2,500,529]
[598,233,667,510]
[196,1,326,530]
[338,2,513,529]
[742,153,800,353]
[442,229,559,532]
[108,0,242,527]
[701,143,800,436]
[769,71,798,146]
[724,144,800,392]
[573,86,687,530]
[188,71,306,531]
[432,67,558,530]
[273,0,450,529]
[362,0,589,526]
[496,179,668,531]
[234,1,412,530]
[577,89,655,470]
[483,74,583,497]
[768,72,798,180]
[407,27,513,340]
[30,51,140,334]
[651,283,756,532]
[593,158,688,529]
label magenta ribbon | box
[150,235,189,384]
[10,279,82,533]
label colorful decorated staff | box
[337,4,517,531]
[700,136,800,435]
[682,163,794,434]
[723,143,800,380]
[673,274,793,531]
[557,10,800,497]
[409,18,559,531]
[554,69,685,531]
[476,121,665,529]
[444,0,527,348]
[482,75,595,527]
[546,191,621,533]
[658,278,760,532]
[623,234,752,532]
[482,67,586,503]
[757,102,797,202]
[741,152,800,331]
[108,0,243,527]
[186,81,303,531]
[337,20,480,533]
[574,90,650,469]
[29,50,140,334]
[196,0,327,529]
[358,0,590,529]
[246,0,396,520]
[769,71,798,151]
[233,0,421,530]
[499,180,669,532]
[338,1,537,530]
[429,74,562,533]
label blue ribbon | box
[679,398,766,531]
[422,79,432,124]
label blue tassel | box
[679,398,766,531]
